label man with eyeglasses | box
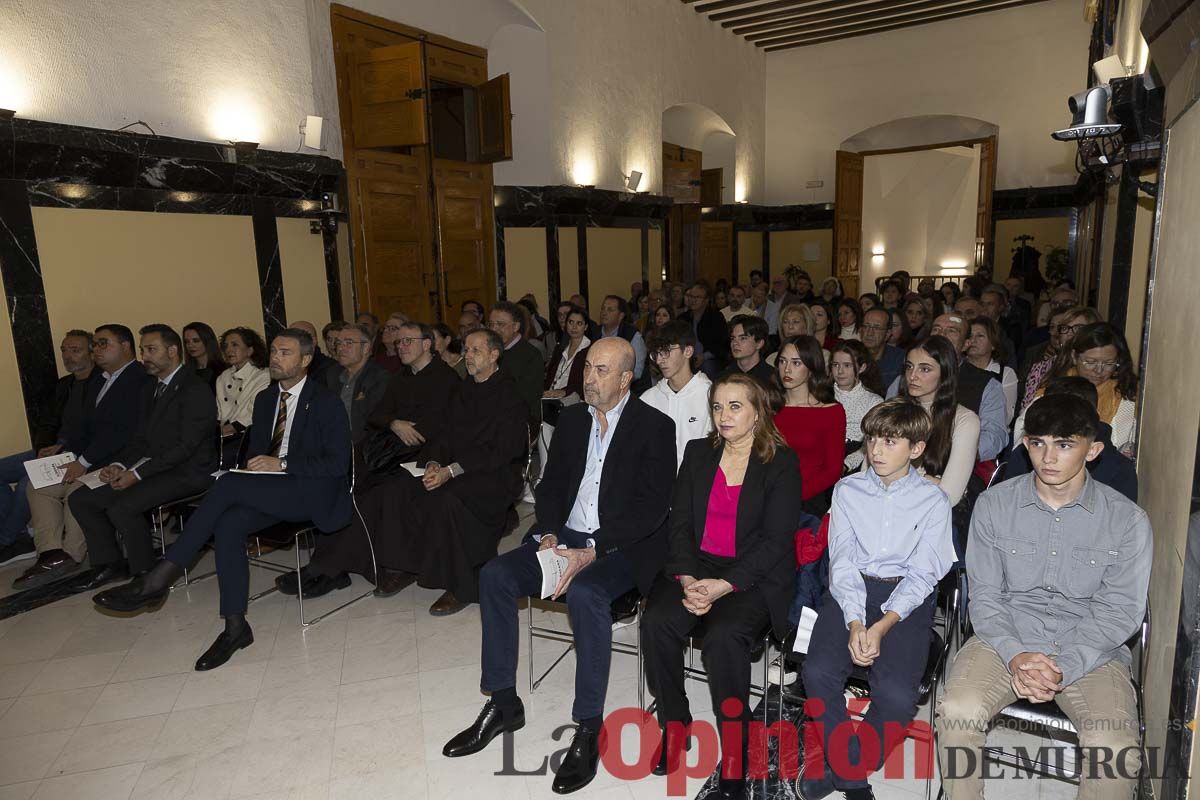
[642,321,713,471]
[323,322,388,446]
[374,312,409,373]
[15,325,148,589]
[678,281,730,376]
[1018,296,1077,409]
[860,307,905,388]
[488,301,544,422]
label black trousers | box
[478,528,637,722]
[801,583,935,790]
[70,471,212,574]
[641,572,770,778]
[164,473,327,617]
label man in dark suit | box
[442,338,676,795]
[68,324,216,591]
[324,322,388,445]
[679,281,730,376]
[16,325,147,589]
[489,301,544,422]
[93,328,352,671]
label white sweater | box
[643,372,714,470]
[835,381,883,471]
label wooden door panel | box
[477,73,513,163]
[351,42,428,149]
[976,136,997,270]
[834,150,864,297]
[433,159,495,321]
[663,142,702,203]
[427,44,487,85]
[700,168,723,206]
[699,222,733,287]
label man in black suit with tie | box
[442,337,677,795]
[69,324,216,591]
[94,328,352,671]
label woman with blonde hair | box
[766,304,815,367]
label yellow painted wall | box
[503,228,549,310]
[992,216,1071,284]
[1137,105,1200,784]
[769,229,833,283]
[648,229,663,290]
[33,209,262,373]
[585,228,641,315]
[0,303,30,455]
[738,231,763,283]
[278,217,333,334]
[559,227,580,304]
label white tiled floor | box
[0,507,1080,800]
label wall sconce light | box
[871,245,886,256]
[624,170,642,192]
[572,154,596,188]
[940,259,968,274]
[302,115,325,150]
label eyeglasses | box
[396,337,429,346]
[685,292,706,301]
[1056,324,1085,335]
[334,339,370,348]
[1078,357,1120,372]
[652,345,681,360]
[860,323,888,332]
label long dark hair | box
[899,335,959,477]
[776,335,835,404]
[183,322,224,372]
[220,327,268,369]
[837,298,863,332]
[808,299,841,338]
[832,339,885,397]
[1054,321,1137,400]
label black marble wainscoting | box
[492,185,672,306]
[0,116,346,441]
[700,203,835,284]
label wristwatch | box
[279,458,288,472]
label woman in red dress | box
[773,335,846,516]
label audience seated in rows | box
[679,282,730,376]
[774,336,846,517]
[442,337,676,795]
[964,316,1018,424]
[719,284,757,322]
[937,393,1151,800]
[0,330,96,568]
[643,373,802,797]
[324,322,389,446]
[859,307,904,388]
[93,328,352,670]
[305,328,527,615]
[69,324,217,593]
[597,295,649,391]
[1018,303,1096,410]
[799,397,956,800]
[643,321,713,471]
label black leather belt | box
[861,572,903,584]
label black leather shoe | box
[718,778,747,800]
[443,699,525,757]
[300,571,351,598]
[275,566,311,596]
[194,625,254,671]
[93,578,169,614]
[551,726,601,794]
[67,563,130,592]
[651,719,693,776]
[795,774,836,800]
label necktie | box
[153,382,166,402]
[269,391,291,457]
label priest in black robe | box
[302,328,527,613]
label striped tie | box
[269,390,291,457]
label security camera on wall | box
[1052,85,1122,141]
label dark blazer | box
[667,438,803,637]
[533,395,677,593]
[116,365,217,482]
[680,307,730,366]
[501,338,546,421]
[75,361,149,468]
[245,376,353,532]
[543,341,590,398]
[325,360,389,444]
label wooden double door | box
[333,5,512,323]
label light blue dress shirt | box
[827,466,957,628]
[565,390,633,536]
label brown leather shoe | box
[12,550,81,591]
[429,590,467,616]
[373,568,416,598]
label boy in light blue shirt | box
[798,397,956,800]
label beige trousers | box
[27,480,88,563]
[936,636,1140,800]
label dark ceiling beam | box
[762,0,1048,50]
[710,0,826,23]
[749,0,1000,42]
[692,0,782,12]
[731,1,894,33]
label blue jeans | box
[0,450,35,546]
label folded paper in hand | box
[791,606,820,654]
[400,462,425,478]
[536,547,568,599]
[24,452,76,489]
[77,472,106,490]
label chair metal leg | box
[528,602,535,694]
[635,602,645,712]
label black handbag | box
[361,429,417,477]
